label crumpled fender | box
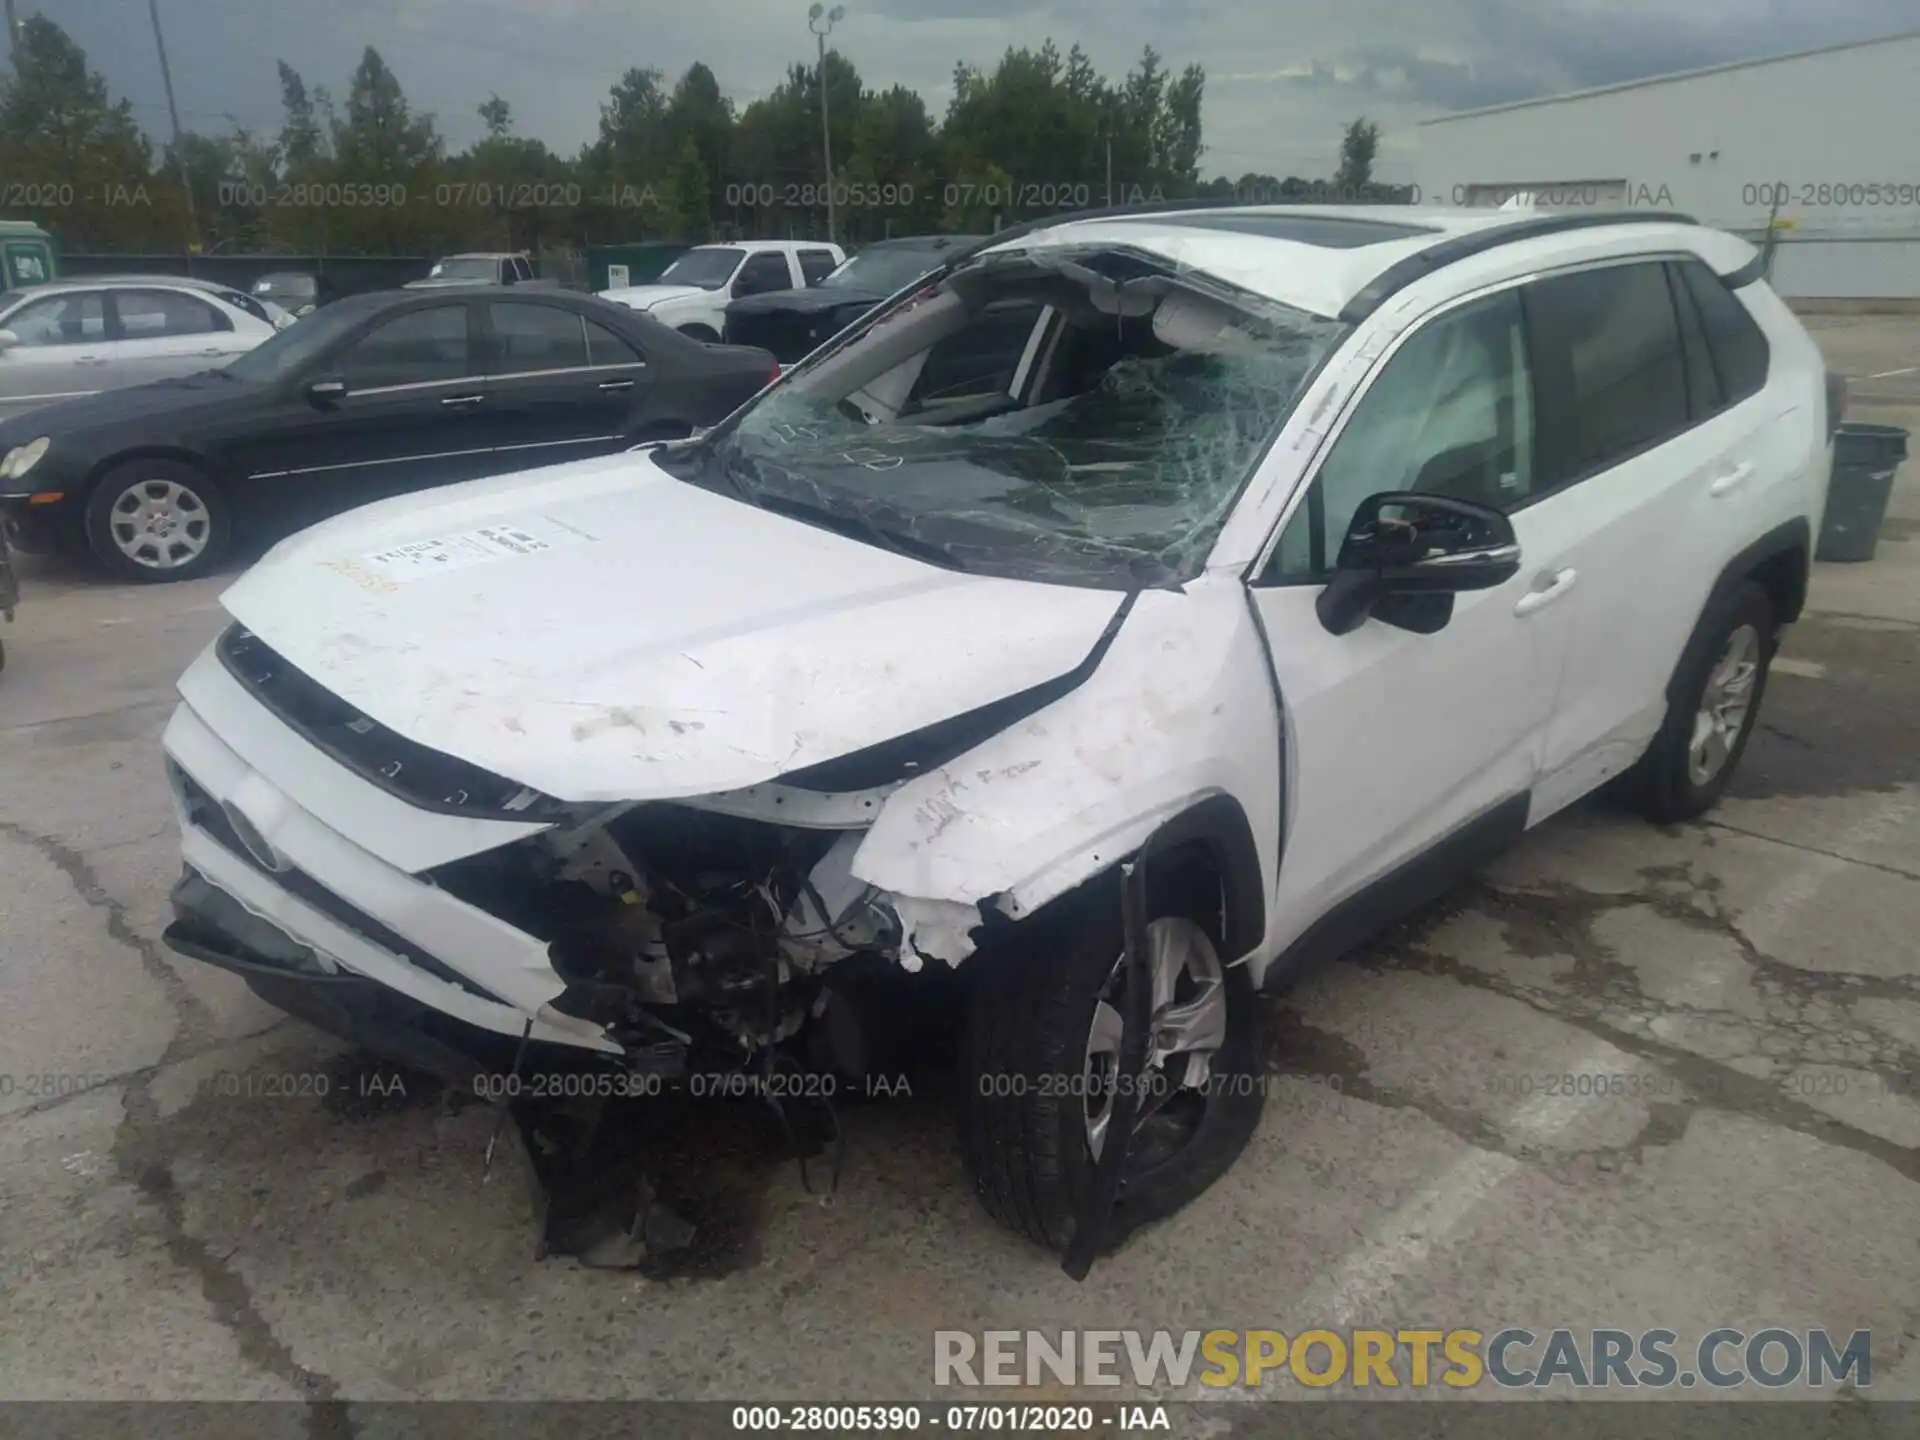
[850,579,1282,956]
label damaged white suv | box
[161,203,1832,1265]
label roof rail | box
[934,195,1255,273]
[1338,209,1698,323]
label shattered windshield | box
[690,248,1345,589]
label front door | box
[477,299,649,473]
[230,300,490,531]
[1250,283,1588,962]
[0,290,111,417]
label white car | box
[159,204,1830,1264]
[597,240,845,340]
[0,276,290,419]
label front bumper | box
[0,494,81,555]
[160,642,621,1060]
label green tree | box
[1334,116,1380,197]
[329,47,444,252]
[479,93,512,139]
[0,16,165,250]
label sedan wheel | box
[84,459,232,583]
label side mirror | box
[1316,491,1521,637]
[0,329,18,352]
[307,376,348,406]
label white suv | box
[159,205,1830,1267]
[597,240,845,340]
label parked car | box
[152,203,1830,1264]
[405,252,555,290]
[0,287,776,581]
[0,275,289,420]
[598,240,846,340]
[251,271,338,317]
[725,234,983,364]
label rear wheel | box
[1626,581,1775,822]
[84,459,231,583]
[962,865,1265,1255]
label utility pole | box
[807,4,845,245]
[1105,134,1113,207]
[147,0,201,254]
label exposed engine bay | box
[429,802,920,1080]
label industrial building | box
[1415,29,1920,303]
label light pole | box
[807,4,846,244]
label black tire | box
[84,458,231,583]
[961,864,1265,1256]
[1626,581,1775,823]
[676,323,721,343]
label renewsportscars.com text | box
[933,1327,1872,1390]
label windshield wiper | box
[752,492,970,573]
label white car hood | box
[217,450,1126,803]
[598,283,704,311]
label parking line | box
[1293,787,1918,1338]
[1772,657,1827,679]
[1866,367,1917,379]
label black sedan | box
[724,234,982,364]
[0,287,777,581]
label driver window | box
[1266,287,1534,582]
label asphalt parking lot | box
[1,314,1917,1411]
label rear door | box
[0,289,110,416]
[104,287,246,387]
[1522,258,1768,819]
[478,298,650,472]
[232,299,490,526]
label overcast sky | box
[38,0,1920,180]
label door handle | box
[440,394,484,407]
[1709,461,1756,496]
[598,379,635,391]
[201,347,226,356]
[1513,567,1577,617]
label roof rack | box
[934,196,1255,274]
[1338,209,1698,323]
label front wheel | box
[84,459,231,582]
[962,868,1266,1255]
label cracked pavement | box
[2,318,1918,1409]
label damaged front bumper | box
[160,640,983,1080]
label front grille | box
[216,624,563,821]
[173,761,510,1004]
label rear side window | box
[219,289,275,325]
[114,288,233,337]
[1525,262,1687,484]
[584,318,642,366]
[489,301,588,372]
[1676,259,1769,407]
[799,249,838,285]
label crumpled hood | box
[216,449,1126,803]
[599,283,704,311]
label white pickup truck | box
[597,240,845,340]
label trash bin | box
[1817,423,1908,563]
